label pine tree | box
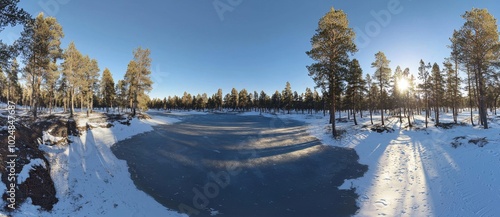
[418,60,431,128]
[80,56,100,116]
[259,90,267,113]
[402,68,414,127]
[229,88,238,110]
[449,31,462,124]
[0,67,6,102]
[306,7,357,137]
[43,61,60,114]
[57,70,69,112]
[216,88,223,111]
[238,88,248,110]
[430,63,444,125]
[271,90,281,113]
[346,59,365,125]
[366,74,378,125]
[371,51,391,126]
[124,47,153,117]
[282,82,293,114]
[443,60,461,123]
[253,91,259,112]
[18,12,64,118]
[293,91,301,113]
[181,92,192,110]
[5,59,22,104]
[312,89,321,113]
[62,42,83,117]
[115,80,128,113]
[304,87,313,114]
[0,0,30,65]
[101,68,116,113]
[452,8,500,129]
[392,66,402,117]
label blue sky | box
[3,0,500,98]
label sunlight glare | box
[398,78,409,92]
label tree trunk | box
[369,108,373,125]
[381,108,385,126]
[467,68,474,126]
[478,67,488,129]
[353,109,358,126]
[70,88,75,117]
[399,106,402,124]
[331,93,336,138]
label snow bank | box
[281,111,500,217]
[4,112,187,217]
[140,115,181,126]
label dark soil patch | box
[451,136,466,148]
[436,122,467,129]
[336,118,351,123]
[369,124,395,133]
[105,113,127,122]
[451,136,488,148]
[468,137,488,147]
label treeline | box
[150,7,500,138]
[0,1,153,118]
[302,7,499,137]
[148,82,327,114]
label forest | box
[148,8,500,138]
[2,1,500,138]
[1,1,153,119]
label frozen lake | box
[112,113,367,217]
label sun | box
[398,77,409,92]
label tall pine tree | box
[371,51,391,126]
[306,7,357,137]
[282,82,293,114]
[18,12,63,118]
[346,59,365,125]
[452,8,500,129]
[430,63,444,125]
[101,68,116,113]
[418,60,431,128]
[124,47,153,117]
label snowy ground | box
[267,110,500,217]
[2,108,499,216]
[0,109,189,217]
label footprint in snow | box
[375,199,388,207]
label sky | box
[2,0,500,99]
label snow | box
[2,112,186,217]
[42,131,65,145]
[17,159,46,185]
[281,110,500,217]
[3,108,500,216]
[209,208,220,216]
[141,114,181,126]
